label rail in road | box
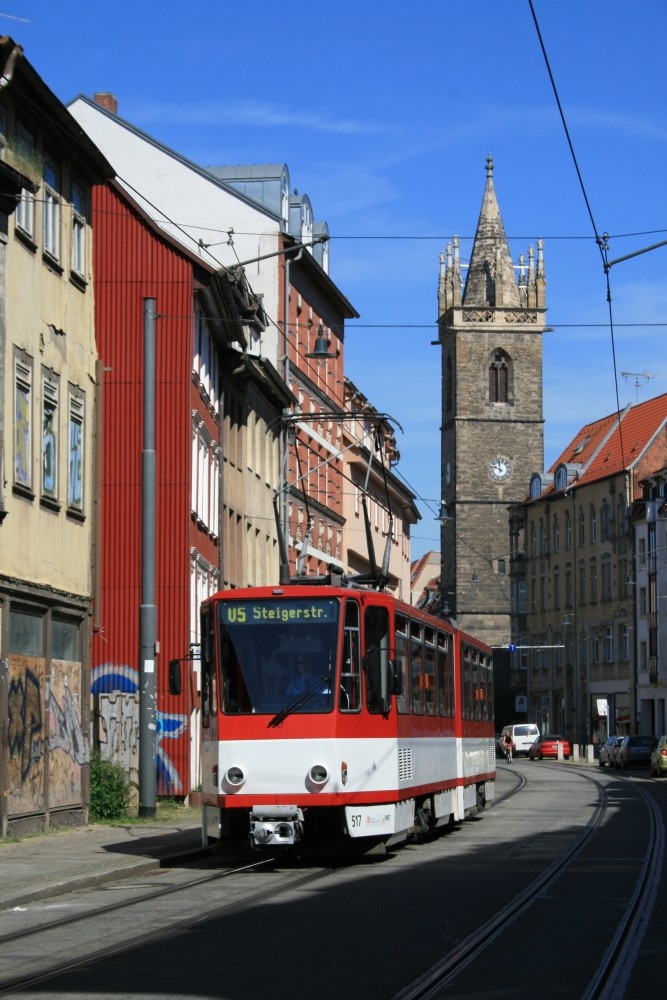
[394,764,663,1000]
[0,765,663,999]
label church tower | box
[437,155,547,647]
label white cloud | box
[130,99,395,136]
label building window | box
[488,350,509,403]
[578,507,585,546]
[71,183,86,276]
[565,566,573,608]
[601,554,612,601]
[601,501,611,541]
[565,511,572,550]
[9,607,43,656]
[191,415,220,538]
[554,569,560,609]
[52,617,80,660]
[445,355,453,412]
[639,587,647,616]
[540,519,547,555]
[530,524,537,558]
[553,516,560,553]
[637,537,646,567]
[497,558,506,577]
[605,626,613,663]
[592,630,600,664]
[42,371,59,499]
[579,560,586,605]
[193,302,220,415]
[619,623,629,661]
[590,559,598,602]
[517,580,527,614]
[15,123,35,238]
[554,465,567,491]
[68,387,85,511]
[14,352,32,490]
[43,156,60,260]
[590,505,597,544]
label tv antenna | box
[621,371,663,402]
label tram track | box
[393,766,662,1000]
[0,853,342,996]
[0,776,524,996]
[0,844,366,996]
[1,767,658,999]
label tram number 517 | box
[350,814,362,829]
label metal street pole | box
[139,297,157,817]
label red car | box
[528,734,571,760]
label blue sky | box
[8,1,667,558]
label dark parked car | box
[613,735,658,770]
[528,734,571,760]
[598,736,623,767]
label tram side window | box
[410,621,424,714]
[462,645,473,720]
[395,622,410,715]
[437,633,453,717]
[424,628,436,716]
[200,606,216,727]
[485,656,494,722]
[472,653,482,720]
[341,600,361,712]
[364,605,391,714]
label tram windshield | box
[216,597,340,715]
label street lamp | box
[435,501,453,522]
[306,322,339,365]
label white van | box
[502,723,540,757]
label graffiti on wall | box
[92,662,187,796]
[7,656,87,815]
[48,660,87,808]
[7,658,45,813]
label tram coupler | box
[250,805,305,848]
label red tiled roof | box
[546,392,667,494]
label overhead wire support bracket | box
[603,236,667,273]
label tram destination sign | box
[220,599,339,626]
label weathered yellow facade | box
[0,39,113,836]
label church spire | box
[462,154,520,309]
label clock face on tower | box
[489,456,512,482]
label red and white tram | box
[188,581,495,850]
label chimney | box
[93,92,118,114]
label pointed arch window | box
[445,354,453,412]
[488,350,509,403]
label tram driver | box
[285,654,330,697]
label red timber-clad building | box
[90,179,288,799]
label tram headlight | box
[308,763,329,788]
[224,766,246,788]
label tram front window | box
[217,598,340,714]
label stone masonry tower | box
[437,155,547,647]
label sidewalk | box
[0,817,206,911]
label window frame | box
[14,350,33,492]
[71,181,87,277]
[67,385,85,513]
[43,154,61,261]
[15,122,36,239]
[41,369,59,503]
